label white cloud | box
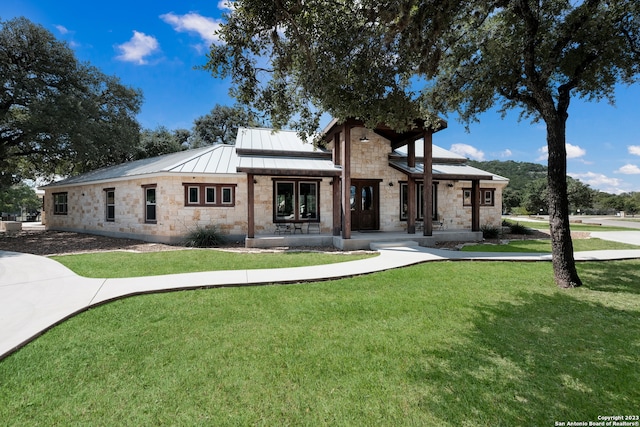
[569,172,622,193]
[537,143,586,161]
[160,12,222,45]
[628,145,640,156]
[499,149,512,158]
[55,25,70,34]
[217,0,235,11]
[115,31,160,65]
[617,164,640,174]
[449,143,485,161]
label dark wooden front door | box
[350,180,379,231]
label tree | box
[136,126,188,159]
[0,17,143,187]
[205,0,640,288]
[192,104,262,146]
[0,182,41,218]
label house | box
[41,119,508,249]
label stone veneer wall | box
[44,174,249,244]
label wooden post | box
[247,173,255,238]
[423,131,433,236]
[407,138,416,234]
[472,180,480,231]
[332,176,341,236]
[341,123,351,239]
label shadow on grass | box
[579,261,640,294]
[408,290,640,425]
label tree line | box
[470,160,639,216]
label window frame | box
[183,183,237,207]
[53,192,68,215]
[143,184,157,224]
[462,188,495,207]
[273,179,320,222]
[104,188,115,222]
[399,182,437,221]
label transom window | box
[274,180,319,222]
[183,183,236,207]
[463,188,495,206]
[53,192,68,215]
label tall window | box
[400,183,437,220]
[105,189,115,222]
[144,185,157,223]
[274,180,319,221]
[53,192,68,215]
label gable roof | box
[42,145,238,188]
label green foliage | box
[136,126,188,159]
[192,104,263,146]
[0,183,41,215]
[0,17,143,187]
[480,223,501,239]
[2,261,639,424]
[508,222,531,235]
[183,225,226,248]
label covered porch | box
[245,228,483,251]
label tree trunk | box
[546,114,582,288]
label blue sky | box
[3,0,640,194]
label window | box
[274,180,319,222]
[144,185,157,223]
[183,184,236,207]
[53,192,68,215]
[105,189,115,221]
[463,188,495,206]
[400,183,437,220]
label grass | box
[51,249,377,278]
[503,218,638,232]
[463,237,640,253]
[1,260,639,425]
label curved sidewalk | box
[3,237,640,361]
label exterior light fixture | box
[359,136,370,143]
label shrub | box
[480,224,501,239]
[184,225,226,247]
[509,222,531,235]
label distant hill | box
[468,160,546,192]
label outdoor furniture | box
[293,223,303,234]
[275,223,292,234]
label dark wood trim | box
[423,131,433,236]
[472,180,480,231]
[236,148,331,159]
[237,167,341,177]
[341,124,351,239]
[332,177,341,236]
[407,178,416,234]
[247,174,255,238]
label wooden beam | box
[408,139,416,168]
[247,173,255,238]
[407,177,416,234]
[341,124,351,239]
[333,177,341,236]
[423,130,433,236]
[472,180,480,231]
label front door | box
[350,180,379,231]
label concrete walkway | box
[2,231,640,361]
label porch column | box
[407,139,416,234]
[423,130,433,236]
[247,173,255,238]
[332,176,341,236]
[471,179,480,231]
[341,124,352,239]
[407,177,416,234]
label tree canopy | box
[192,104,264,146]
[205,0,640,288]
[0,17,143,188]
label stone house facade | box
[42,121,508,247]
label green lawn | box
[51,249,377,278]
[463,237,640,253]
[1,260,638,425]
[504,218,638,232]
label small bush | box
[184,225,226,247]
[509,222,531,235]
[481,224,501,239]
